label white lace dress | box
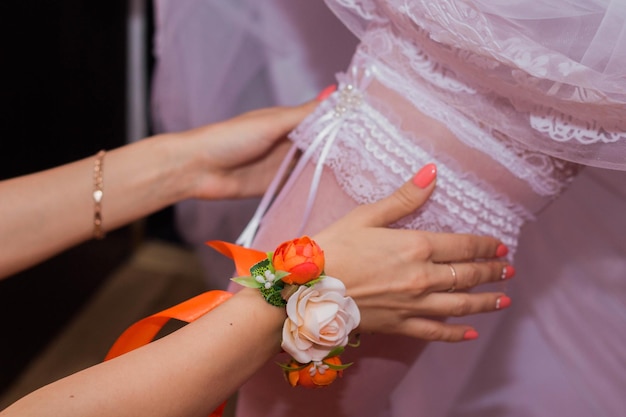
[233,1,626,416]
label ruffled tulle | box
[326,0,626,169]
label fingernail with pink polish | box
[495,244,509,257]
[463,329,479,340]
[412,163,437,188]
[316,84,337,101]
[501,265,515,280]
[496,295,512,310]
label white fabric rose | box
[281,276,361,364]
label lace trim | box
[530,107,624,145]
[290,83,531,252]
[355,34,577,197]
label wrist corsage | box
[207,236,361,388]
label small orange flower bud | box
[286,357,343,388]
[273,236,324,285]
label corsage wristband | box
[207,236,361,388]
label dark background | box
[0,1,177,395]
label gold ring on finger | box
[447,263,457,293]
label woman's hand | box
[314,164,513,342]
[179,100,318,200]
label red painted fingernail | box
[316,84,337,101]
[412,163,437,188]
[463,329,479,340]
[501,265,515,280]
[496,295,512,310]
[495,244,509,257]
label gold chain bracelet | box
[92,150,106,239]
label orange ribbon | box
[104,241,266,417]
[205,240,267,277]
[104,290,232,417]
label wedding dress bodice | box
[285,0,626,253]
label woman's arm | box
[0,102,317,279]
[0,166,511,417]
[1,288,283,417]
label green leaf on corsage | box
[277,361,309,372]
[325,346,346,359]
[325,360,353,371]
[230,276,262,289]
[304,275,325,287]
[274,270,290,281]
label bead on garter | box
[334,84,363,118]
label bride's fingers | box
[416,292,512,318]
[357,291,510,341]
[391,292,511,341]
[346,164,437,227]
[423,231,507,263]
[430,260,514,293]
[394,318,480,342]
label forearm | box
[0,102,315,279]
[0,289,285,417]
[0,133,199,279]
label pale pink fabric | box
[232,1,626,417]
[389,167,626,417]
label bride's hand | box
[314,164,513,342]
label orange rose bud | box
[286,357,342,388]
[273,236,324,285]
